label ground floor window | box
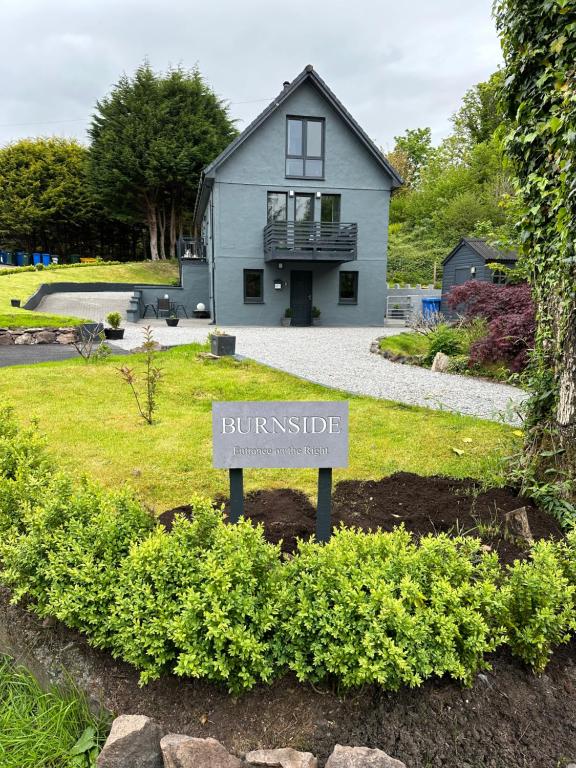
[339,271,358,304]
[244,269,264,303]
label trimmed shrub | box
[275,527,503,689]
[110,502,282,691]
[501,540,576,671]
[0,476,154,647]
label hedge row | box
[0,259,123,278]
[0,407,575,692]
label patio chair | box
[142,303,157,318]
[157,298,171,317]
[173,303,189,318]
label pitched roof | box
[194,65,403,226]
[442,238,518,266]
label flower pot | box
[312,317,321,326]
[281,317,292,327]
[104,328,125,340]
[166,318,179,327]
[211,334,236,356]
[10,299,20,308]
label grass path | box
[1,344,519,511]
[0,261,178,327]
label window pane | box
[321,194,341,223]
[244,270,263,301]
[267,192,287,222]
[286,157,304,176]
[305,159,323,177]
[339,272,358,302]
[306,120,322,156]
[295,194,314,222]
[287,119,303,155]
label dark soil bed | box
[2,587,575,768]
[160,472,562,564]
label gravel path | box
[115,321,525,423]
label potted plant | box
[104,311,125,340]
[281,308,292,327]
[210,328,236,356]
[10,299,20,307]
[166,312,179,327]
[312,306,321,326]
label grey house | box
[191,64,402,326]
[440,238,518,315]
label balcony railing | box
[177,236,207,261]
[263,221,357,262]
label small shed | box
[440,238,517,315]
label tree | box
[388,127,432,189]
[495,0,576,500]
[0,138,93,253]
[451,71,508,151]
[89,63,237,260]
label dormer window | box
[286,117,324,179]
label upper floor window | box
[286,117,325,179]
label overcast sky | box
[0,0,502,151]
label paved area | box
[0,345,79,367]
[35,291,134,322]
[115,321,525,423]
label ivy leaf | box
[547,116,563,133]
[550,34,566,54]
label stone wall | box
[0,327,79,345]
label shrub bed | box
[0,407,575,692]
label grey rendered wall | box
[130,261,210,319]
[209,80,392,326]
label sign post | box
[213,401,349,542]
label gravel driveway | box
[115,321,525,423]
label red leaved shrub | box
[447,281,535,372]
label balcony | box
[263,221,357,262]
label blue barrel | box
[33,252,41,265]
[42,253,51,266]
[422,297,441,317]
[16,252,25,267]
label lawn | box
[0,655,108,768]
[0,261,179,328]
[379,332,429,356]
[0,343,519,511]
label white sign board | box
[212,401,349,469]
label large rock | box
[245,747,318,768]
[504,506,534,544]
[431,351,450,373]
[0,334,14,345]
[96,714,165,768]
[160,735,242,768]
[14,332,35,345]
[325,745,407,768]
[34,330,57,344]
[56,332,78,344]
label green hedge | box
[0,407,574,692]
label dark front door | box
[290,270,313,326]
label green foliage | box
[0,138,94,252]
[0,655,109,768]
[425,324,464,364]
[494,0,576,499]
[105,311,122,329]
[388,128,433,189]
[89,62,237,259]
[117,326,163,425]
[1,406,576,694]
[387,224,444,285]
[451,71,508,150]
[275,528,503,688]
[378,332,429,357]
[501,541,576,672]
[0,475,153,647]
[110,503,281,690]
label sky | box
[0,0,503,151]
